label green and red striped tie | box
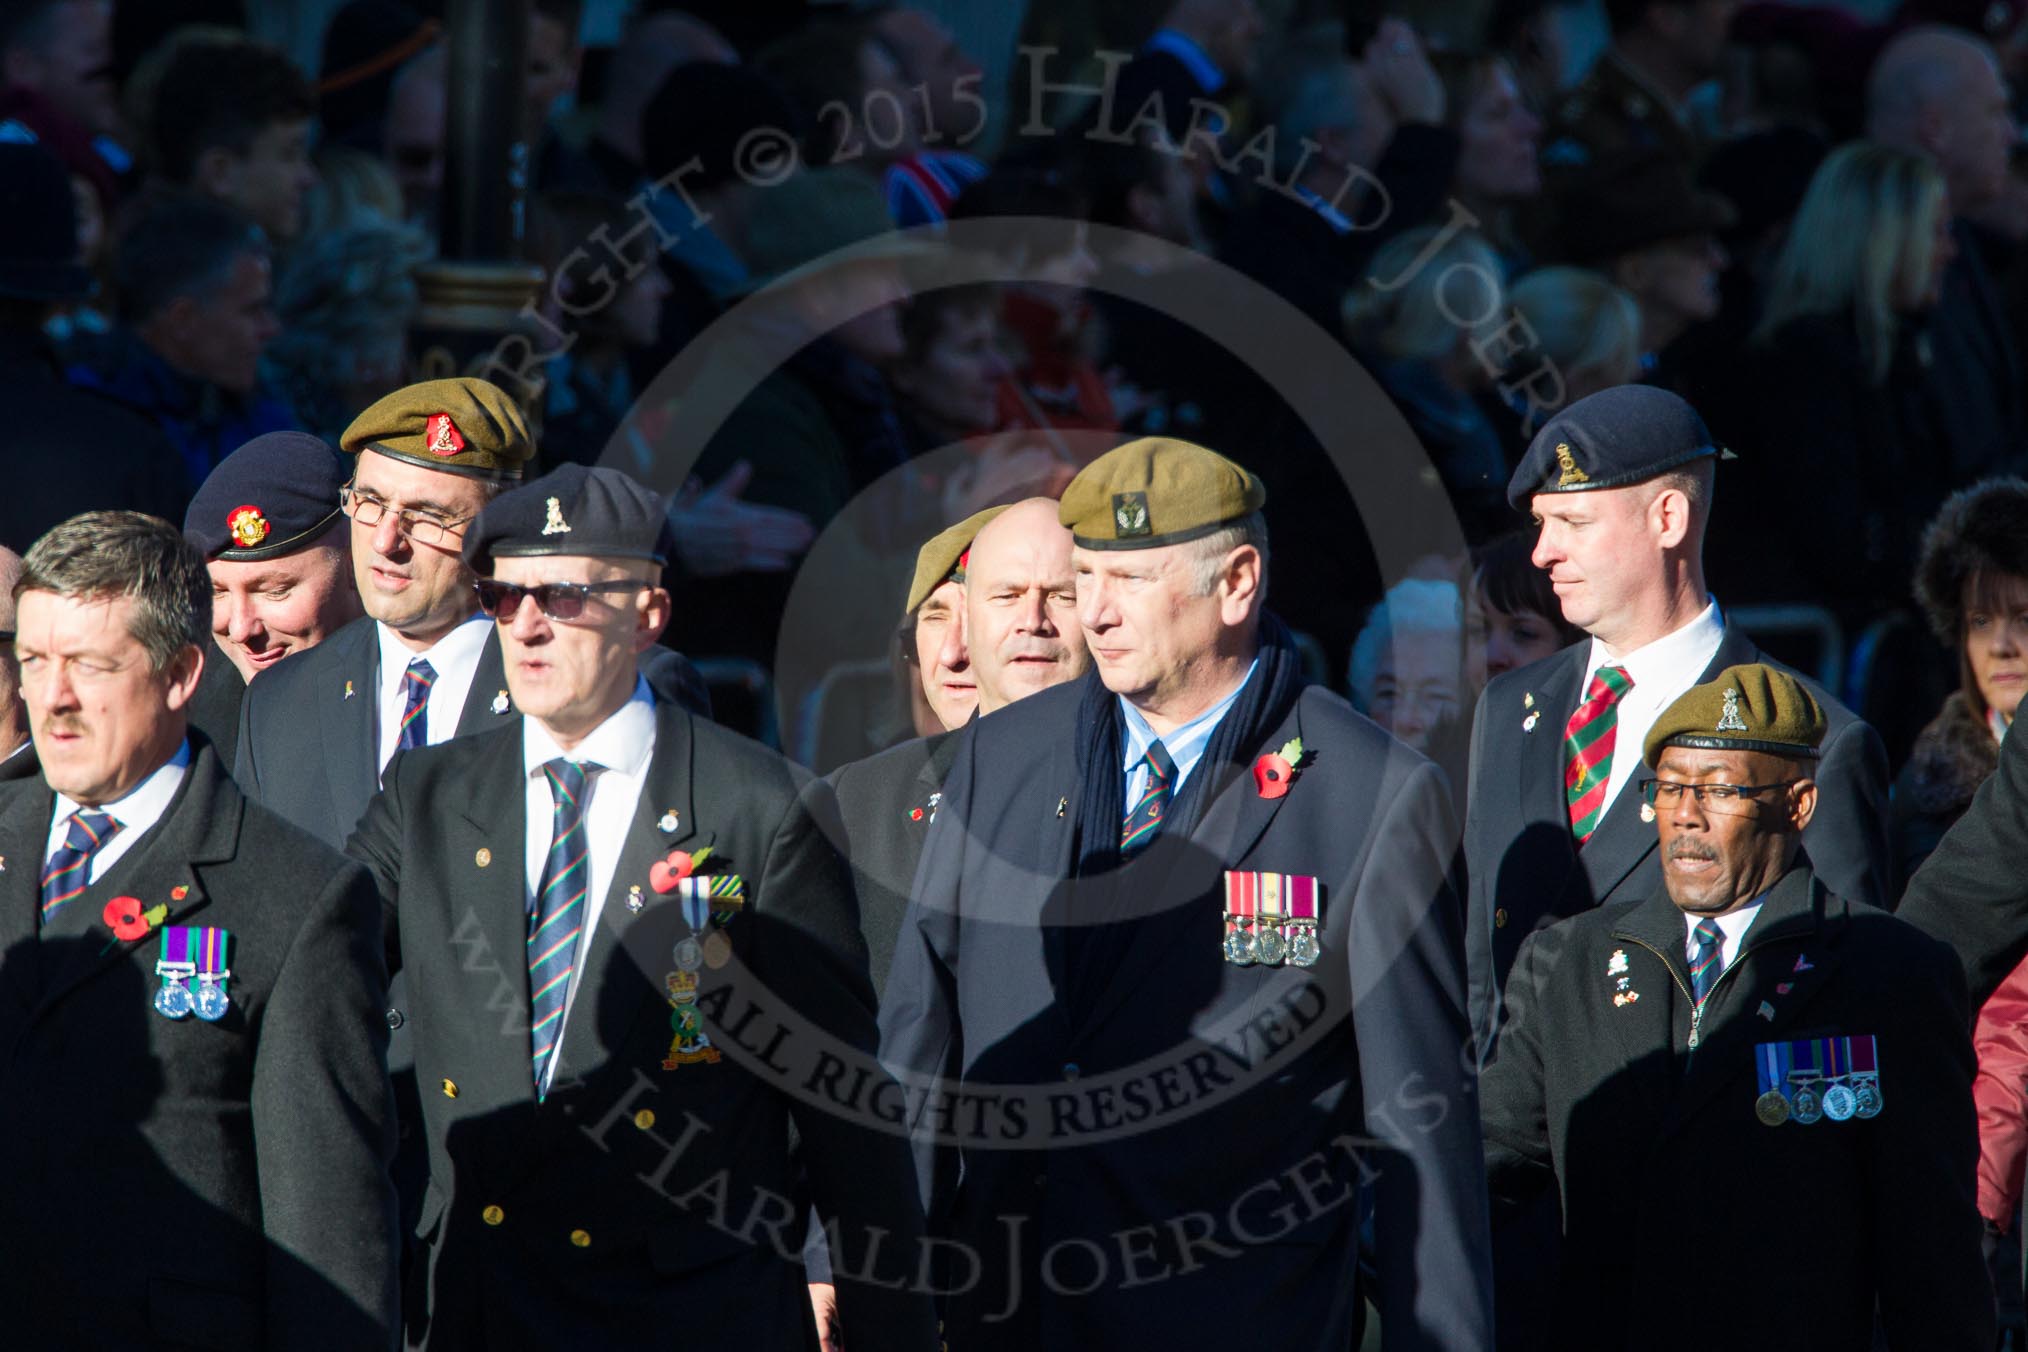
[1564,664,1633,844]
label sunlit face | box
[895,303,1007,436]
[208,540,361,682]
[1966,572,2028,722]
[965,504,1089,714]
[1482,595,1566,678]
[491,554,664,745]
[1655,745,1814,916]
[219,118,318,241]
[1365,629,1462,751]
[16,590,200,805]
[1529,486,1657,638]
[1457,61,1542,204]
[913,579,974,730]
[347,452,492,642]
[1075,540,1240,717]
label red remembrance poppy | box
[1253,754,1294,799]
[103,896,148,941]
[648,850,695,894]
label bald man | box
[1867,26,2028,481]
[965,497,1091,714]
[0,545,27,781]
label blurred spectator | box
[1346,225,1515,541]
[262,218,426,443]
[582,9,735,198]
[1867,25,2028,482]
[0,141,185,551]
[1349,576,1466,754]
[0,86,116,276]
[760,17,918,174]
[1895,478,2028,1313]
[66,193,289,487]
[1472,528,1584,681]
[0,0,117,140]
[315,0,439,154]
[1555,148,1730,372]
[1733,142,1955,621]
[1103,0,1266,147]
[891,283,1008,452]
[1489,0,1584,111]
[383,42,444,226]
[1504,265,1643,430]
[1539,0,1738,175]
[526,0,582,149]
[871,5,989,227]
[301,144,406,235]
[1434,50,1544,273]
[145,34,318,243]
[531,190,672,469]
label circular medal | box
[1224,929,1255,965]
[1754,1089,1790,1127]
[1791,1084,1823,1124]
[701,930,732,969]
[192,981,229,1022]
[1254,927,1287,966]
[672,937,703,971]
[1855,1081,1882,1118]
[1289,929,1320,967]
[154,980,192,1020]
[1822,1083,1857,1122]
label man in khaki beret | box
[1481,663,1989,1349]
[883,436,1492,1348]
[901,505,1004,738]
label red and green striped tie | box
[1564,664,1633,844]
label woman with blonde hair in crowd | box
[1731,141,1958,624]
[1503,266,1642,431]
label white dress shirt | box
[521,678,656,1091]
[45,740,190,883]
[1121,658,1258,808]
[1580,599,1725,818]
[375,614,494,778]
[1683,900,1764,976]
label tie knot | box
[1144,740,1176,784]
[1693,918,1724,948]
[1587,665,1633,702]
[65,808,118,853]
[405,658,436,687]
[542,758,599,809]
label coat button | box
[1494,908,1508,928]
[633,1109,656,1130]
[1062,1063,1081,1081]
[481,1205,504,1226]
[385,1008,405,1031]
[441,1078,459,1098]
[569,1229,591,1248]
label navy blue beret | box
[184,431,351,561]
[461,463,671,571]
[1506,385,1734,512]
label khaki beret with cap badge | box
[904,505,1009,617]
[1644,663,1828,767]
[1058,437,1266,550]
[341,376,533,481]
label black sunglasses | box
[474,579,644,621]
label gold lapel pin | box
[1055,796,1068,818]
[475,847,492,868]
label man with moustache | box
[346,464,935,1352]
[182,430,362,766]
[884,438,1490,1349]
[0,511,398,1349]
[1479,665,1988,1350]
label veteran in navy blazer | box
[1464,388,1889,1054]
[883,439,1492,1350]
[347,466,934,1351]
[1480,665,1988,1350]
[0,513,398,1350]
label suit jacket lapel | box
[454,630,514,738]
[319,620,378,828]
[449,730,541,1124]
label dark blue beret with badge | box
[1506,385,1735,512]
[183,431,351,562]
[461,463,672,572]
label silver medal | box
[154,978,192,1019]
[673,937,704,971]
[1790,1082,1823,1125]
[1288,926,1320,967]
[1253,925,1287,966]
[1224,927,1255,965]
[1822,1083,1857,1122]
[192,976,230,1022]
[1854,1079,1883,1118]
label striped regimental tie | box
[1563,665,1634,844]
[396,658,436,755]
[1120,740,1176,860]
[40,808,120,926]
[528,758,600,1098]
[1689,917,1725,1005]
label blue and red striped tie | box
[1120,740,1175,859]
[397,658,436,755]
[41,808,120,926]
[1564,665,1633,844]
[528,758,598,1098]
[1689,918,1725,1004]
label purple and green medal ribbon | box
[161,926,230,981]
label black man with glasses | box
[1479,663,1990,1351]
[345,464,935,1352]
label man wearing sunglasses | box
[1479,663,1988,1349]
[346,464,935,1351]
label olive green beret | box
[1057,437,1266,550]
[341,377,533,481]
[904,505,1009,617]
[1644,663,1827,766]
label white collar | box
[57,738,190,830]
[1587,598,1723,689]
[376,612,491,682]
[521,677,656,779]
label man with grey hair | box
[0,511,398,1348]
[0,545,28,781]
[1866,26,2027,481]
[885,436,1491,1347]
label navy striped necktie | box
[1120,740,1176,859]
[529,758,600,1098]
[1689,918,1725,1004]
[41,808,120,927]
[397,658,436,754]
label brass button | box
[441,1078,459,1098]
[633,1109,656,1130]
[569,1228,591,1248]
[1494,908,1508,928]
[482,1205,504,1226]
[475,848,492,868]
